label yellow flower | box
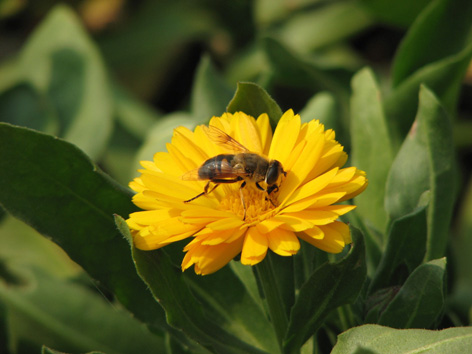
[127,110,367,275]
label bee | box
[182,125,286,220]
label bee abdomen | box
[198,154,235,179]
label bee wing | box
[204,125,249,153]
[181,168,202,181]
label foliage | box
[1,0,472,353]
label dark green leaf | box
[98,1,216,98]
[263,38,351,102]
[392,0,472,86]
[0,123,168,331]
[350,68,396,233]
[262,37,351,136]
[385,86,455,260]
[117,216,268,354]
[332,324,472,353]
[378,258,446,328]
[186,265,279,353]
[283,227,366,354]
[368,205,427,293]
[19,5,112,159]
[0,83,57,134]
[0,267,164,354]
[255,252,294,350]
[191,55,234,122]
[361,0,431,27]
[227,82,283,126]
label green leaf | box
[0,123,168,332]
[42,347,104,354]
[255,252,294,350]
[350,68,395,233]
[450,179,472,317]
[368,205,427,294]
[262,38,351,135]
[112,84,160,141]
[360,0,431,27]
[0,216,80,279]
[392,0,472,87]
[378,258,446,328]
[273,1,374,53]
[227,82,283,126]
[116,216,269,354]
[283,227,366,354]
[0,267,164,354]
[385,86,455,260]
[299,92,339,132]
[262,38,351,102]
[186,265,279,354]
[385,40,472,138]
[133,112,197,174]
[191,55,234,123]
[98,1,216,97]
[0,83,57,134]
[18,5,112,159]
[332,324,472,353]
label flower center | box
[219,182,279,223]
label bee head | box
[265,160,286,186]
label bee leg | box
[265,185,279,207]
[239,181,247,220]
[255,182,265,191]
[184,182,219,203]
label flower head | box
[127,110,367,275]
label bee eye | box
[266,161,282,185]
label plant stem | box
[255,254,290,352]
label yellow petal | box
[278,129,325,203]
[284,167,339,206]
[207,217,246,231]
[299,223,347,253]
[182,237,244,275]
[232,112,263,153]
[256,113,272,155]
[279,209,340,226]
[268,110,301,166]
[268,228,300,256]
[241,227,269,265]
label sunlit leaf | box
[332,324,472,353]
[19,5,113,159]
[0,267,164,353]
[385,86,455,260]
[351,67,395,233]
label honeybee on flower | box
[127,110,367,275]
